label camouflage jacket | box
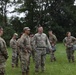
[49,34,57,45]
[10,38,17,49]
[0,37,8,63]
[33,33,52,50]
[20,34,32,52]
[30,37,34,47]
[17,38,22,53]
[63,36,76,48]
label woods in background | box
[0,0,76,46]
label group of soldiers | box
[10,26,57,75]
[0,26,76,75]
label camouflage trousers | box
[15,52,20,67]
[20,52,30,72]
[12,49,17,67]
[18,52,22,62]
[35,48,46,72]
[51,46,56,62]
[50,50,56,62]
[66,47,75,62]
[0,63,5,74]
[16,49,22,65]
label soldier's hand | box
[25,50,28,53]
[52,44,54,46]
[49,49,52,53]
[26,47,32,51]
[65,44,67,47]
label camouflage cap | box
[23,27,30,31]
[14,33,18,36]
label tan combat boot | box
[0,73,4,75]
[26,71,29,75]
[22,72,26,75]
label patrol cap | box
[13,33,18,36]
[23,27,30,31]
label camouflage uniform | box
[10,38,18,67]
[20,33,32,73]
[63,36,76,62]
[49,34,57,62]
[17,38,22,61]
[0,37,8,74]
[30,36,35,62]
[33,33,52,72]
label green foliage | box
[11,0,76,41]
[0,0,76,45]
[3,26,15,46]
[10,17,25,33]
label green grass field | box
[5,43,76,75]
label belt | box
[36,47,46,49]
[37,46,46,48]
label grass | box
[5,43,76,75]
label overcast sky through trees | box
[7,0,76,18]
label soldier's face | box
[68,32,71,37]
[26,30,30,35]
[0,28,3,36]
[49,31,52,35]
[14,35,17,39]
[13,35,18,39]
[16,35,18,39]
[38,27,43,33]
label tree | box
[1,0,75,43]
[0,0,10,26]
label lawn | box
[5,43,76,75]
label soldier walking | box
[0,27,8,75]
[63,32,76,62]
[33,26,52,73]
[48,30,57,62]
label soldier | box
[63,32,76,62]
[33,26,52,72]
[20,27,32,75]
[30,33,35,62]
[0,27,8,75]
[17,33,23,62]
[10,33,18,68]
[48,30,57,62]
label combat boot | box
[22,72,26,75]
[68,59,71,62]
[0,73,4,75]
[16,64,18,68]
[26,71,29,75]
[68,56,71,63]
[54,57,56,61]
[35,67,39,73]
[72,56,75,62]
[41,66,45,72]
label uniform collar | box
[23,33,29,38]
[38,33,43,35]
